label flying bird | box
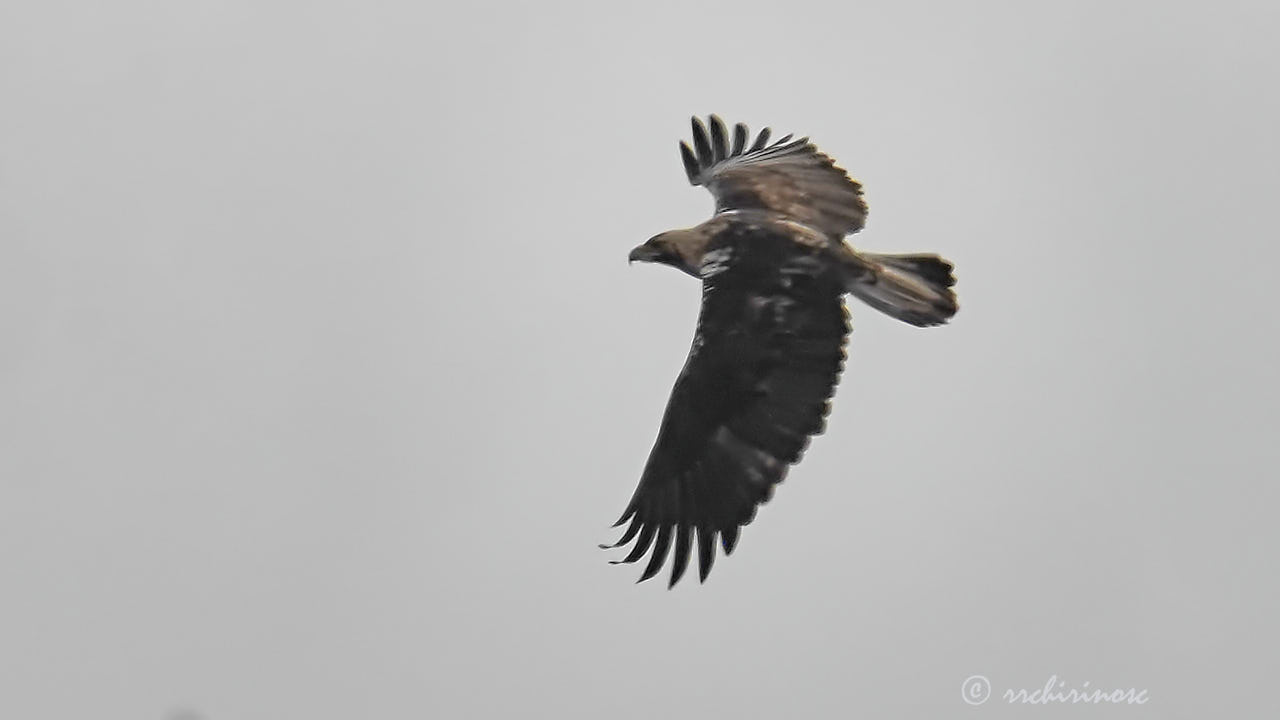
[604,115,957,587]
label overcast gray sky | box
[2,1,1277,718]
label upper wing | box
[680,115,869,238]
[604,224,851,587]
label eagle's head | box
[629,230,703,277]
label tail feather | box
[847,252,958,327]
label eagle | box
[603,115,958,587]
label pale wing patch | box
[699,247,733,278]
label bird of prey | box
[603,115,957,587]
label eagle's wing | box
[680,115,868,238]
[605,224,851,587]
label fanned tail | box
[846,252,958,327]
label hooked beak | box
[628,244,663,264]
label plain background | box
[2,1,1277,718]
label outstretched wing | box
[604,223,851,587]
[680,115,869,238]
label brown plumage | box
[681,116,869,238]
[606,116,957,587]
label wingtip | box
[750,127,772,152]
[690,116,713,167]
[709,115,728,162]
[722,525,740,555]
[679,141,700,184]
[637,525,672,583]
[603,515,644,551]
[731,122,748,156]
[637,557,664,583]
[697,528,715,583]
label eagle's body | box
[605,116,957,587]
